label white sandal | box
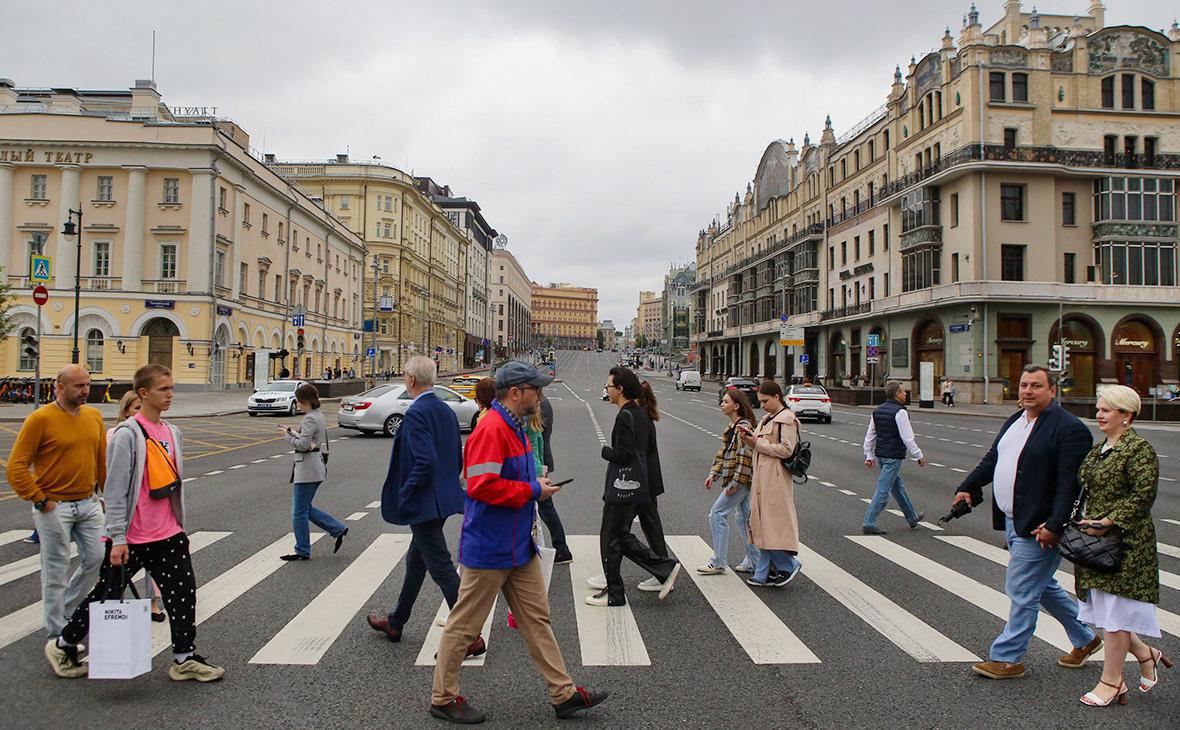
[1139,648,1174,692]
[1080,679,1128,707]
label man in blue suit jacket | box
[367,356,484,658]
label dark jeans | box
[599,502,677,605]
[636,496,668,558]
[62,532,198,654]
[537,498,569,553]
[389,518,461,630]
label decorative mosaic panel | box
[1051,52,1074,72]
[950,55,962,79]
[915,54,943,96]
[1087,29,1168,76]
[1092,222,1178,240]
[900,225,943,250]
[990,48,1029,68]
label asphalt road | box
[1,350,1178,728]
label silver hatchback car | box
[337,383,480,436]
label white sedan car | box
[785,384,832,423]
[247,380,309,416]
[337,383,480,436]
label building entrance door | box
[999,350,1027,400]
[143,317,179,370]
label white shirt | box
[863,406,924,461]
[993,411,1037,518]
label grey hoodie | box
[103,418,186,545]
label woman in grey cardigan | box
[280,384,347,560]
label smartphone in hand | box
[551,478,574,487]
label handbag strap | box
[100,564,126,604]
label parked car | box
[785,384,832,423]
[337,383,480,436]
[675,370,702,391]
[450,375,482,399]
[247,380,309,416]
[718,377,759,406]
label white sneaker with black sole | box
[658,564,682,600]
[586,574,607,590]
[169,654,226,682]
[44,640,86,678]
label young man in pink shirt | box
[46,364,224,682]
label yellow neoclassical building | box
[269,160,471,374]
[530,282,599,348]
[0,79,367,388]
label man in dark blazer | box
[951,365,1098,680]
[366,356,484,658]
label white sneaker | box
[696,564,725,575]
[586,574,607,590]
[636,577,663,592]
[733,563,753,574]
[658,564,682,600]
[584,592,612,607]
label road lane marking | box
[566,535,649,666]
[820,481,837,487]
[847,535,1078,653]
[203,470,224,476]
[269,454,284,459]
[228,464,247,470]
[884,510,944,531]
[794,543,977,663]
[250,459,267,464]
[668,536,819,664]
[250,534,409,665]
[0,545,78,586]
[182,477,198,484]
[839,489,858,496]
[936,535,1180,641]
[415,596,497,667]
[1158,542,1180,560]
[367,501,381,509]
[345,512,367,521]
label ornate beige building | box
[637,291,663,347]
[270,159,469,374]
[530,282,599,348]
[693,2,1180,402]
[490,249,531,357]
[0,79,367,388]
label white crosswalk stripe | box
[667,536,818,664]
[0,531,31,548]
[415,597,497,667]
[0,545,78,587]
[566,535,649,666]
[250,534,409,665]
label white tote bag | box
[88,569,152,679]
[531,506,556,591]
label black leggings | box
[62,532,198,654]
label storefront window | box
[1052,318,1098,397]
[1112,319,1159,396]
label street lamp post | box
[370,257,380,379]
[61,209,83,364]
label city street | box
[1,350,1178,727]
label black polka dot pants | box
[62,532,198,654]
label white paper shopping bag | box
[538,545,557,591]
[88,594,152,679]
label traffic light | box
[1049,344,1065,372]
[21,331,38,362]
[1061,345,1070,372]
[296,328,306,353]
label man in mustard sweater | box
[7,365,106,642]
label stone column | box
[121,166,147,290]
[0,162,13,283]
[55,164,81,289]
[186,168,214,292]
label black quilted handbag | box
[1058,484,1124,573]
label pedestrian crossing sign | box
[30,255,52,283]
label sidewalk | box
[0,391,255,422]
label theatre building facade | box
[691,3,1180,402]
[0,80,367,388]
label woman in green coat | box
[1075,385,1171,707]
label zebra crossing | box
[1,525,1177,671]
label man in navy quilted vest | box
[861,380,927,534]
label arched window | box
[18,327,36,370]
[85,329,104,372]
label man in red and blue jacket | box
[429,361,607,725]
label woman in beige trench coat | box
[740,380,802,588]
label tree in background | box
[0,267,13,339]
[635,334,647,349]
[595,330,604,349]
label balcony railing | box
[820,303,872,321]
[79,276,123,290]
[143,278,186,294]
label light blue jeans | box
[863,457,920,528]
[31,496,105,638]
[707,485,760,570]
[990,516,1095,663]
[292,482,347,557]
[754,550,800,583]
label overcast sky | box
[7,1,1175,326]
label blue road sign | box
[292,314,305,327]
[30,255,52,283]
[799,354,810,364]
[366,347,377,357]
[949,323,970,333]
[867,333,880,347]
[780,313,788,322]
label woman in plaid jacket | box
[697,389,759,575]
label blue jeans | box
[863,457,919,528]
[292,482,346,557]
[707,485,760,569]
[754,550,800,583]
[32,496,105,637]
[989,516,1095,663]
[390,518,461,629]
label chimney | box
[0,78,17,108]
[335,153,349,163]
[264,153,276,164]
[1088,1,1106,28]
[130,79,161,119]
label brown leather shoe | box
[1058,636,1103,668]
[433,635,488,660]
[366,613,401,642]
[972,661,1026,679]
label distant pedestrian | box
[586,366,681,607]
[7,365,106,643]
[430,361,606,723]
[942,378,957,407]
[279,365,291,379]
[742,380,803,587]
[1074,386,1170,706]
[279,383,346,561]
[951,365,1097,680]
[47,364,225,682]
[698,389,759,575]
[367,357,485,659]
[473,377,495,424]
[862,381,927,535]
[537,393,572,564]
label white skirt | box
[1078,588,1161,637]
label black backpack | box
[773,418,812,484]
